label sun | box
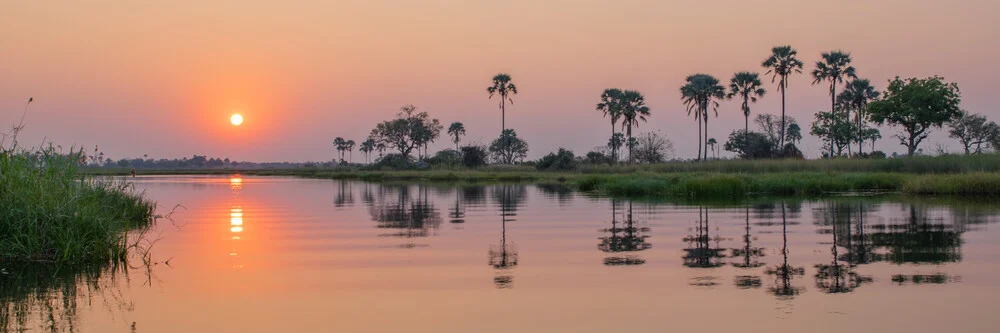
[230,114,243,126]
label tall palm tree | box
[360,138,375,164]
[762,46,804,149]
[345,140,356,163]
[596,88,624,162]
[837,79,879,155]
[486,73,518,134]
[618,90,651,163]
[812,50,857,158]
[727,72,767,153]
[447,122,466,151]
[681,74,726,161]
[332,137,346,162]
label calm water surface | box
[4,175,1000,332]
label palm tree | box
[837,79,879,155]
[345,140,356,163]
[447,122,466,151]
[762,46,804,149]
[596,88,624,162]
[486,73,518,134]
[332,137,346,162]
[618,90,651,163]
[707,138,718,159]
[360,138,375,164]
[727,72,766,152]
[680,74,726,161]
[812,50,857,158]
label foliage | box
[724,130,775,159]
[811,110,858,157]
[838,79,881,154]
[536,148,577,171]
[489,129,529,164]
[460,145,489,168]
[867,76,962,155]
[755,114,800,145]
[948,110,999,155]
[607,132,624,162]
[597,88,625,160]
[727,72,766,147]
[1,146,156,263]
[369,105,443,159]
[359,138,376,163]
[372,153,415,170]
[585,150,615,165]
[427,149,462,166]
[632,131,674,163]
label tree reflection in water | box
[813,202,872,293]
[731,205,764,289]
[683,206,725,269]
[599,200,651,266]
[488,185,523,288]
[765,202,805,299]
[368,184,442,248]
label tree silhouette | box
[618,90,651,163]
[837,79,880,155]
[681,74,725,161]
[487,73,517,134]
[727,72,767,153]
[596,88,625,162]
[765,202,804,299]
[447,122,466,151]
[812,50,857,157]
[762,46,804,149]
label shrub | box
[536,148,577,171]
[460,145,488,168]
[585,151,614,164]
[427,149,462,166]
[372,153,414,170]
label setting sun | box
[230,114,244,126]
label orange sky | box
[2,0,997,161]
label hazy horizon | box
[3,0,998,162]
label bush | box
[372,153,414,169]
[536,148,577,171]
[460,145,488,168]
[585,151,614,164]
[724,130,775,159]
[427,149,462,166]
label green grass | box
[1,147,157,264]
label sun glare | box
[230,114,244,126]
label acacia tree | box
[837,79,880,155]
[727,72,766,153]
[948,111,1000,154]
[447,122,466,151]
[867,76,962,156]
[369,105,443,159]
[618,90,651,163]
[812,51,857,157]
[487,73,518,134]
[596,88,624,162]
[681,74,725,161]
[489,129,529,164]
[762,46,804,148]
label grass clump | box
[0,146,156,264]
[902,173,1000,196]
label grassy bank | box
[1,148,156,264]
[83,154,1000,198]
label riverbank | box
[1,148,157,264]
[86,166,1000,199]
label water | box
[4,175,1000,332]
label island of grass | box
[1,148,156,264]
[85,153,1000,199]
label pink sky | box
[2,0,997,161]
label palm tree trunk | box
[696,115,702,162]
[501,98,506,134]
[611,122,616,163]
[744,105,750,160]
[857,105,863,156]
[780,80,787,149]
[829,81,836,158]
[703,108,709,161]
[627,125,633,164]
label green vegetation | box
[1,147,156,264]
